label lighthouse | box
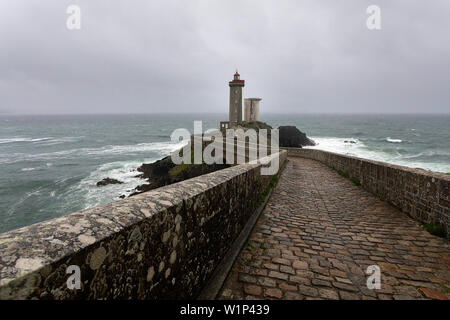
[244,98,261,122]
[229,71,245,123]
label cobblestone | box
[218,157,450,300]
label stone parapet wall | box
[285,148,450,239]
[0,151,287,300]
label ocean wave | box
[36,136,84,146]
[0,140,187,164]
[152,134,171,138]
[0,136,84,146]
[21,167,36,171]
[308,137,392,162]
[82,141,187,156]
[308,137,365,154]
[70,158,159,209]
[386,137,402,143]
[0,137,53,144]
[306,137,450,173]
[400,149,450,159]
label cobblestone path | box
[219,157,450,300]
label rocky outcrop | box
[96,178,124,187]
[278,126,315,148]
[136,156,176,180]
[129,156,230,197]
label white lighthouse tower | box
[244,98,261,122]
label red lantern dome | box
[232,70,244,82]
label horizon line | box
[1,112,450,116]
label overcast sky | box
[0,0,449,114]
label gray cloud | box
[0,0,449,114]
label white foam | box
[307,137,368,156]
[36,136,84,146]
[70,158,160,209]
[306,137,450,173]
[82,141,187,156]
[0,140,187,164]
[386,137,402,143]
[0,137,54,144]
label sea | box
[0,113,449,233]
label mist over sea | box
[0,113,449,233]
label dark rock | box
[96,178,124,187]
[130,156,230,197]
[137,156,176,179]
[344,140,356,144]
[278,126,315,148]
